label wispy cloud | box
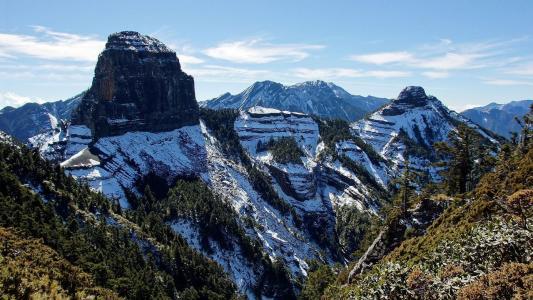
[0,91,44,108]
[187,65,272,82]
[422,71,450,79]
[504,62,533,76]
[350,51,414,65]
[483,79,533,86]
[204,39,324,64]
[291,68,410,80]
[0,26,105,61]
[350,38,526,73]
[178,54,204,65]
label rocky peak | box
[72,31,198,138]
[105,31,173,53]
[395,86,428,106]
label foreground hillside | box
[303,109,533,299]
[0,135,239,299]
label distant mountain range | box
[0,93,83,141]
[202,80,390,121]
[461,100,532,138]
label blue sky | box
[0,0,532,111]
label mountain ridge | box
[461,99,532,138]
[203,80,390,121]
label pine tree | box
[435,124,486,195]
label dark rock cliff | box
[72,31,199,138]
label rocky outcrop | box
[72,31,199,138]
[352,86,499,178]
[381,86,432,116]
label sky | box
[0,0,532,112]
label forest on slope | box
[301,107,533,299]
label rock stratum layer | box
[72,31,198,138]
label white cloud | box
[291,68,410,80]
[187,65,271,82]
[422,71,450,79]
[178,54,204,65]
[204,39,324,64]
[349,39,523,73]
[365,70,411,78]
[483,79,533,86]
[0,92,44,108]
[448,103,479,112]
[415,52,483,70]
[350,51,414,65]
[505,63,533,76]
[0,26,105,62]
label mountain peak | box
[105,31,173,53]
[72,31,198,138]
[394,86,429,107]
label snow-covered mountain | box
[352,86,500,177]
[461,99,532,138]
[0,92,83,143]
[203,80,389,121]
[44,105,394,294]
[26,31,396,297]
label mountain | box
[0,92,83,142]
[71,31,199,138]
[27,31,397,297]
[305,126,533,299]
[461,99,533,138]
[202,80,389,121]
[352,86,500,178]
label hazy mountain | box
[461,100,532,138]
[0,92,83,142]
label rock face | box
[381,86,432,116]
[72,31,198,138]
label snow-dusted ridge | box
[352,86,499,176]
[31,104,395,296]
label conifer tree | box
[435,124,486,195]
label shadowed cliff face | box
[72,31,199,138]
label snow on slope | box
[352,86,498,175]
[235,106,392,211]
[62,125,207,208]
[35,106,395,295]
[204,80,389,121]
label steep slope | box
[25,31,399,298]
[0,92,83,143]
[321,137,533,299]
[0,131,239,299]
[352,86,499,178]
[462,99,532,138]
[203,80,389,121]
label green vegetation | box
[258,137,304,164]
[317,118,385,165]
[302,108,533,299]
[200,108,302,226]
[156,179,263,261]
[0,138,239,299]
[435,123,496,195]
[0,227,119,299]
